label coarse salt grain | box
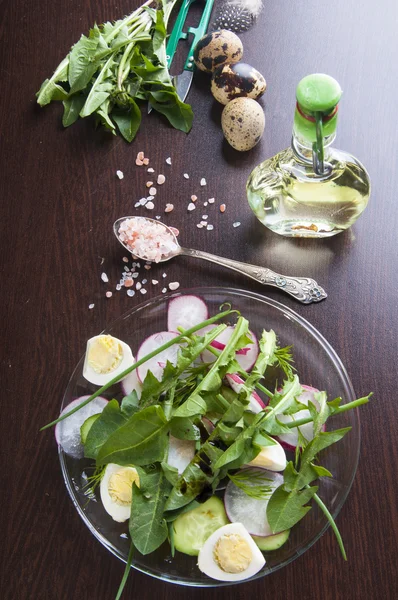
[101,272,109,283]
[165,204,174,213]
[143,158,149,166]
[140,288,147,294]
[203,201,208,207]
[146,181,153,188]
[166,157,172,165]
[147,167,155,173]
[187,203,196,211]
[207,224,214,231]
[123,256,129,263]
[233,221,241,228]
[136,282,142,290]
[116,284,122,291]
[157,174,166,185]
[191,195,197,202]
[136,159,144,166]
[197,223,203,228]
[220,204,226,213]
[162,273,167,278]
[132,272,139,279]
[169,282,180,291]
[147,196,154,201]
[145,202,155,210]
[142,278,147,284]
[183,173,189,179]
[200,178,206,186]
[124,279,134,287]
[134,201,141,207]
[208,198,215,204]
[137,151,144,161]
[139,197,148,206]
[162,287,167,293]
[202,215,208,220]
[88,303,95,309]
[116,170,124,179]
[152,279,158,285]
[149,187,157,196]
[127,289,135,297]
[156,215,161,220]
[106,291,113,298]
[200,220,207,226]
[144,264,151,270]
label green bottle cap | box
[296,74,342,114]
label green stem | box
[286,395,371,429]
[104,1,153,43]
[41,309,238,431]
[115,541,134,600]
[312,491,347,560]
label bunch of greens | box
[42,306,371,597]
[36,0,193,141]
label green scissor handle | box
[165,0,215,71]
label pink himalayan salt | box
[118,217,179,263]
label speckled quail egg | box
[211,62,266,105]
[197,522,265,582]
[100,463,140,522]
[82,334,134,386]
[221,97,265,151]
[193,30,243,73]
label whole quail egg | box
[221,97,265,151]
[197,522,265,582]
[193,30,243,73]
[211,62,266,105]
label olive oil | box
[247,74,370,238]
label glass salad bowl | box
[59,287,360,587]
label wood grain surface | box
[1,0,398,598]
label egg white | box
[82,335,134,386]
[247,438,287,472]
[100,463,138,523]
[198,523,265,582]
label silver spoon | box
[113,217,327,304]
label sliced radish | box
[136,331,180,383]
[167,295,208,332]
[276,384,323,451]
[226,373,266,413]
[167,435,196,474]
[201,326,259,371]
[55,396,108,459]
[224,468,283,537]
[121,367,142,399]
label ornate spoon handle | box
[180,247,327,304]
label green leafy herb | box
[36,1,193,141]
[228,468,273,500]
[129,466,171,555]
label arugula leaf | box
[84,399,128,460]
[267,482,318,532]
[96,405,169,466]
[62,94,86,127]
[112,100,142,142]
[129,466,171,555]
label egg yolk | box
[87,335,123,374]
[213,534,253,573]
[108,468,140,506]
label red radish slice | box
[121,368,142,399]
[226,373,266,413]
[201,326,259,371]
[224,468,283,537]
[55,396,108,459]
[136,331,180,383]
[167,295,208,332]
[276,385,323,451]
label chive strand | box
[115,541,134,600]
[312,491,347,561]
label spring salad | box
[46,295,370,595]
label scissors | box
[149,0,215,111]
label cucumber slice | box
[80,413,100,445]
[252,529,290,551]
[172,496,229,556]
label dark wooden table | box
[2,0,398,598]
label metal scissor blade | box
[174,70,194,103]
